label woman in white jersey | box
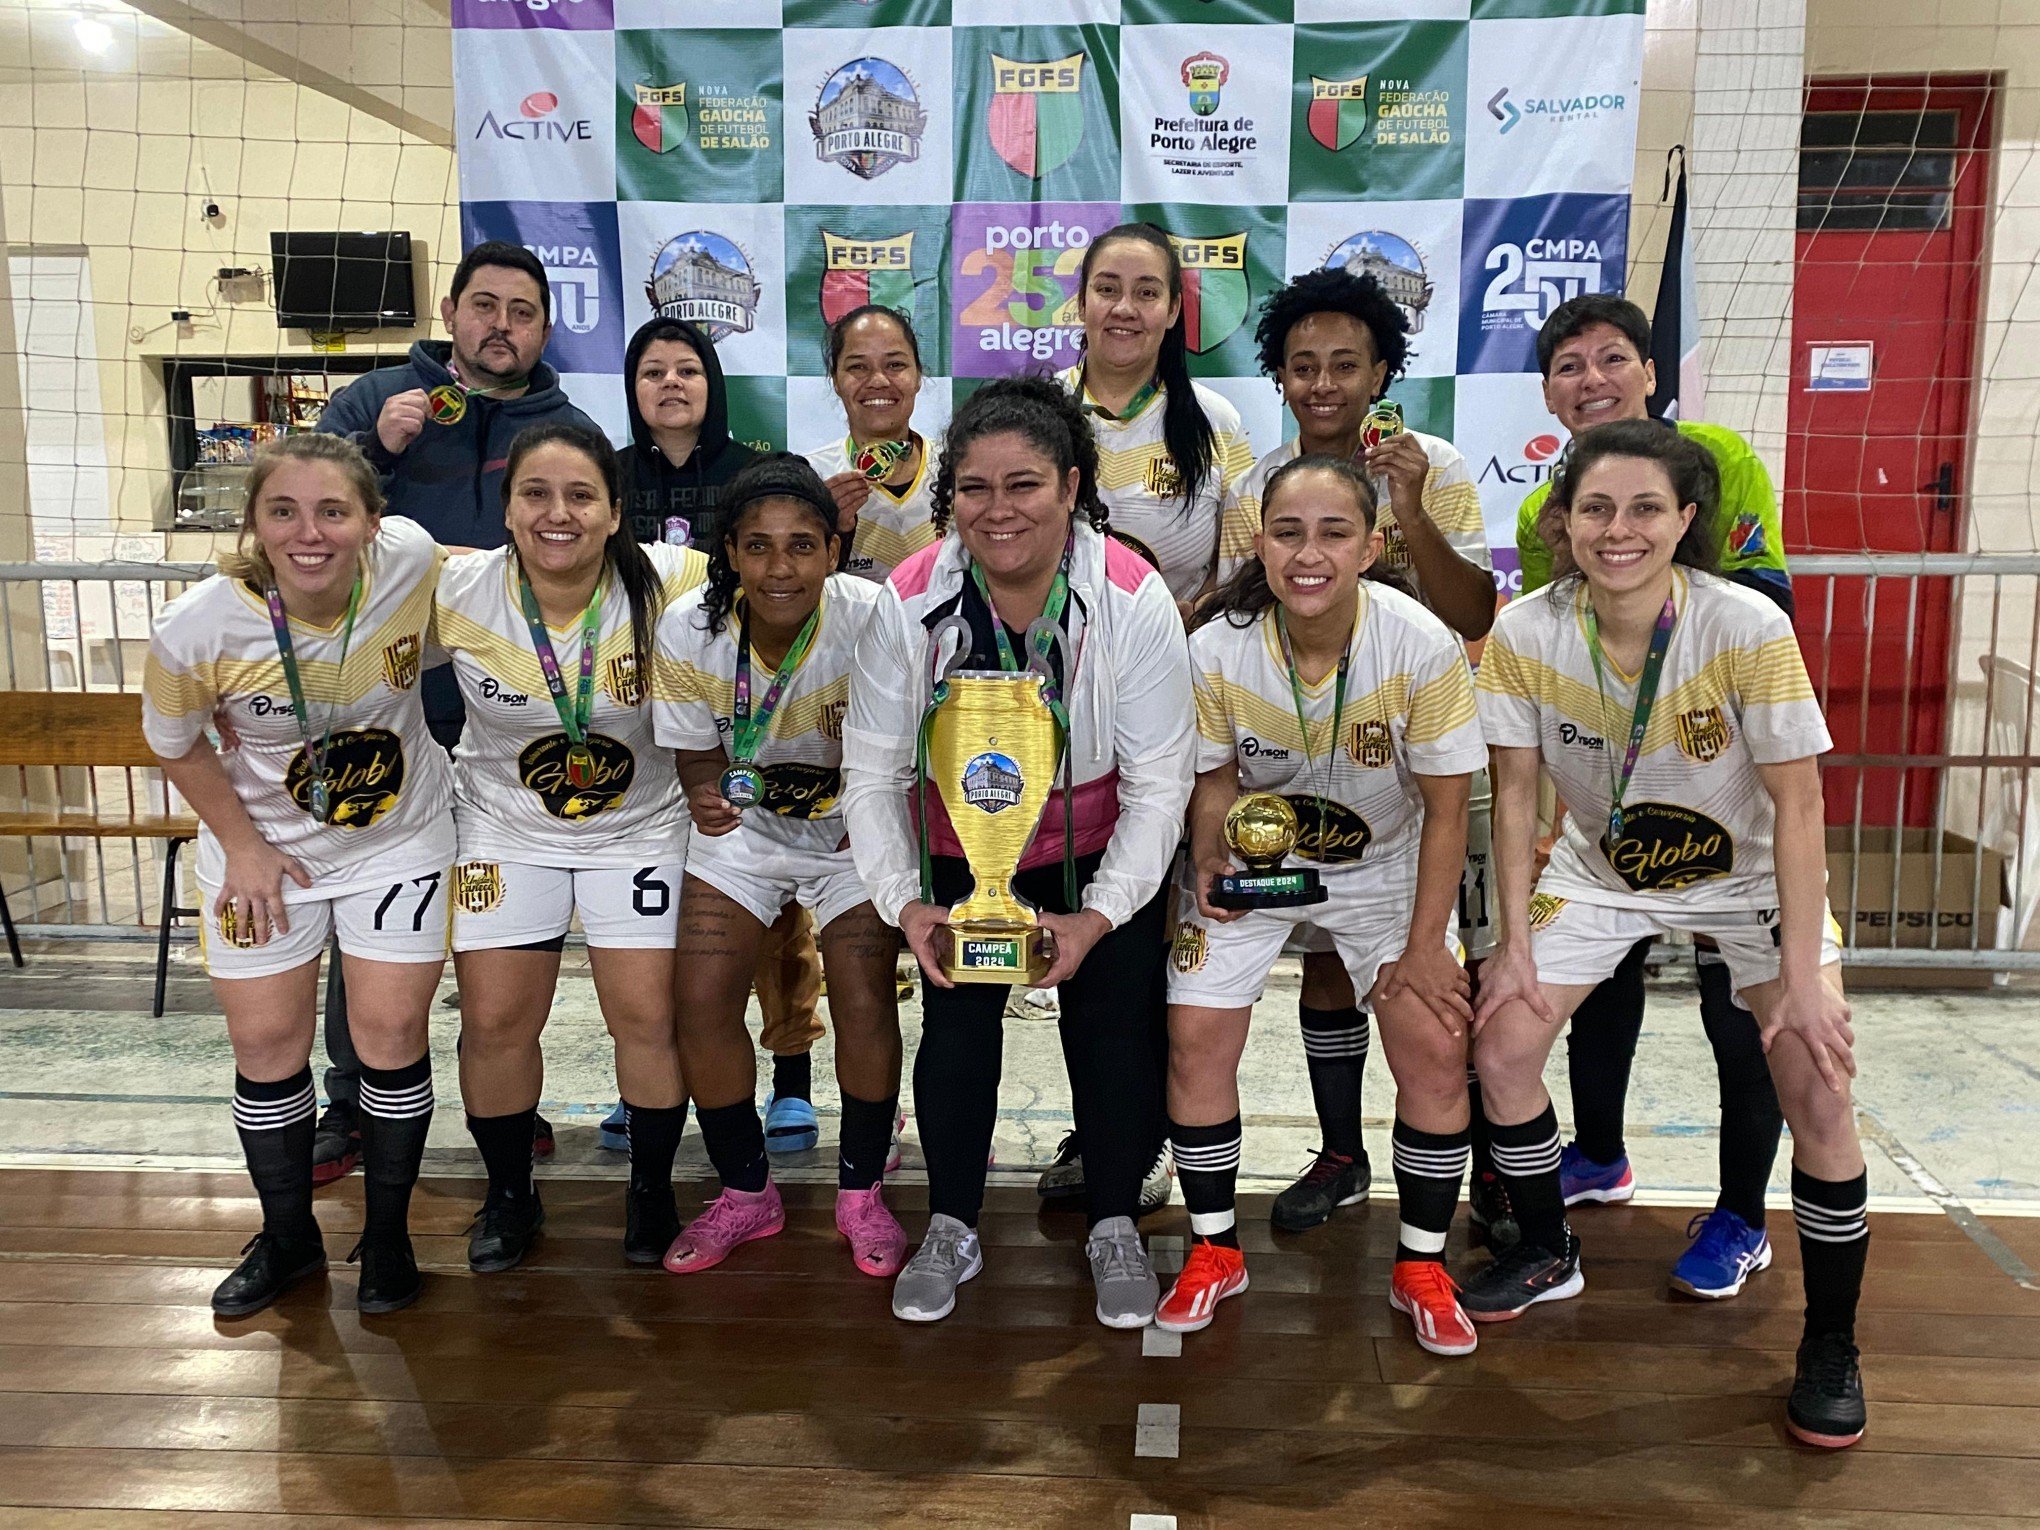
[1160,456,1485,1356]
[144,433,452,1319]
[841,376,1195,1329]
[653,455,906,1279]
[808,304,940,584]
[435,423,706,1272]
[1469,419,1867,1449]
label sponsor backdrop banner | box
[453,0,1643,591]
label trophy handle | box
[928,615,971,689]
[1021,617,1061,684]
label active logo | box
[819,230,916,326]
[811,57,927,181]
[1182,52,1227,117]
[961,750,1024,814]
[1477,431,1565,489]
[988,52,1087,179]
[647,231,761,341]
[1168,232,1249,355]
[474,89,593,143]
[1324,230,1433,333]
[631,82,687,154]
[1307,74,1368,152]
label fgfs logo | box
[811,58,927,181]
[474,90,593,144]
[988,53,1086,179]
[1167,232,1249,355]
[819,230,915,327]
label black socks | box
[1392,1118,1470,1264]
[1299,1004,1369,1160]
[838,1091,898,1193]
[358,1055,434,1244]
[234,1067,320,1244]
[698,1099,771,1194]
[1172,1115,1243,1249]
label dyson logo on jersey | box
[284,729,405,828]
[1599,802,1734,892]
[479,677,531,706]
[519,732,634,819]
[1240,737,1292,761]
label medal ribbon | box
[1276,605,1353,863]
[1583,592,1678,846]
[732,599,822,766]
[1079,367,1160,424]
[265,574,362,817]
[517,572,603,749]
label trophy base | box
[943,924,1050,985]
[1210,867,1328,910]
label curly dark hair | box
[1539,418,1720,602]
[696,453,841,637]
[929,374,1107,537]
[1252,266,1411,390]
[1191,454,1411,630]
[500,422,664,695]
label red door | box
[1787,76,1993,827]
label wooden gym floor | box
[0,1169,2036,1528]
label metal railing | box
[1,553,2035,974]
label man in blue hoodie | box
[308,241,595,1181]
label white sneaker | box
[892,1213,983,1323]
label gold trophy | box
[926,652,1062,984]
[1211,792,1328,909]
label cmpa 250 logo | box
[1483,235,1607,328]
[811,57,927,181]
[647,231,760,342]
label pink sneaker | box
[663,1182,785,1274]
[836,1184,908,1277]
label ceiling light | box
[74,17,114,54]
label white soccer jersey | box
[652,574,882,856]
[433,541,707,868]
[1476,568,1833,914]
[1191,581,1487,896]
[805,435,939,584]
[142,515,454,890]
[1221,433,1494,605]
[1059,367,1257,604]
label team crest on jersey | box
[761,762,842,819]
[1600,802,1735,893]
[1527,892,1567,931]
[1380,523,1410,568]
[1287,797,1372,864]
[1171,924,1208,974]
[1730,510,1767,559]
[519,733,634,820]
[962,751,1023,815]
[217,902,258,949]
[605,653,644,707]
[1349,718,1393,769]
[820,699,847,742]
[1675,706,1731,763]
[381,634,421,692]
[285,728,405,828]
[455,862,504,915]
[1143,457,1185,501]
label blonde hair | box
[217,433,386,588]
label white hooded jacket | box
[841,522,1194,931]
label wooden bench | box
[0,691,200,1015]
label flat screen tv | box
[270,230,417,329]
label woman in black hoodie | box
[619,317,766,550]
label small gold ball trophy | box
[1210,792,1328,909]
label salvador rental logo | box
[988,51,1087,178]
[810,57,928,180]
[646,230,762,341]
[1486,84,1627,136]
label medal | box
[264,575,362,824]
[1360,399,1405,452]
[719,764,765,808]
[854,438,911,483]
[428,384,467,425]
[565,741,597,789]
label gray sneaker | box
[1086,1214,1159,1329]
[892,1213,983,1323]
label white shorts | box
[450,859,684,952]
[1528,888,1843,998]
[199,866,452,981]
[1168,865,1460,1010]
[685,825,869,933]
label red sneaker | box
[663,1182,785,1274]
[1155,1241,1249,1333]
[1390,1259,1478,1356]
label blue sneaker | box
[764,1091,820,1154]
[1559,1143,1635,1206]
[598,1102,629,1154]
[1670,1208,1772,1299]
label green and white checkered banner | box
[455,0,1644,586]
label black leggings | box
[915,850,1168,1229]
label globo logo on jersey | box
[761,762,842,819]
[520,732,634,819]
[1599,802,1734,892]
[286,729,406,828]
[1286,797,1372,864]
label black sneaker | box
[467,1192,545,1274]
[351,1235,423,1314]
[1787,1332,1866,1449]
[1036,1131,1084,1201]
[311,1101,360,1187]
[1270,1148,1371,1233]
[211,1230,327,1318]
[1459,1231,1584,1321]
[532,1113,556,1160]
[624,1183,680,1266]
[1467,1170,1521,1252]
